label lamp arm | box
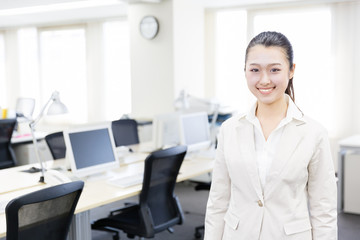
[29,94,54,129]
[28,92,57,183]
[30,125,46,183]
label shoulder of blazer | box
[300,115,328,134]
[220,114,250,131]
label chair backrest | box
[5,181,84,240]
[111,119,139,147]
[139,145,187,234]
[0,118,17,169]
[45,132,66,160]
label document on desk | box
[0,170,44,195]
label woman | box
[204,31,337,240]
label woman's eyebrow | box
[248,63,282,66]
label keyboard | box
[107,172,144,188]
[121,153,148,165]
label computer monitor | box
[179,112,211,152]
[152,112,180,149]
[63,123,119,178]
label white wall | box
[173,0,205,99]
[129,0,206,119]
[128,1,174,119]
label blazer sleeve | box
[204,123,231,240]
[307,129,338,240]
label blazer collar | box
[239,94,305,124]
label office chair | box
[111,119,139,147]
[5,180,84,240]
[45,131,66,160]
[92,145,187,240]
[0,118,17,169]
[193,182,211,238]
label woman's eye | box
[250,68,259,72]
[270,68,280,72]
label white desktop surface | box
[338,135,360,148]
[0,149,214,239]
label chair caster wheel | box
[195,232,202,239]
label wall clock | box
[139,16,159,40]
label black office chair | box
[92,145,187,240]
[5,180,84,240]
[111,119,139,147]
[0,118,17,169]
[194,182,211,239]
[45,131,66,160]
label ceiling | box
[0,0,352,28]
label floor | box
[91,181,360,240]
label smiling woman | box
[205,31,337,240]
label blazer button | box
[258,200,263,207]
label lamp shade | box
[47,99,68,115]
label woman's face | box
[245,45,295,106]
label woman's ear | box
[289,63,296,79]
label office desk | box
[337,135,360,212]
[0,155,214,239]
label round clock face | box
[139,16,159,40]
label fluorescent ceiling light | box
[0,0,122,16]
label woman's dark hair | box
[245,31,295,102]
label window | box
[18,28,40,101]
[40,27,87,123]
[0,33,5,106]
[215,10,254,112]
[2,18,131,126]
[103,20,131,120]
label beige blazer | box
[204,114,337,240]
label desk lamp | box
[29,91,68,183]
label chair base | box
[194,225,204,239]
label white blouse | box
[245,95,302,188]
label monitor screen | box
[179,112,211,152]
[152,112,181,149]
[63,123,119,178]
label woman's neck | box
[255,95,288,140]
[256,95,288,119]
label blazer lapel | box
[236,120,263,200]
[264,120,306,197]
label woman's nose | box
[259,72,271,85]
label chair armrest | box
[110,204,139,216]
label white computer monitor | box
[179,112,211,152]
[152,112,181,149]
[63,123,119,178]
